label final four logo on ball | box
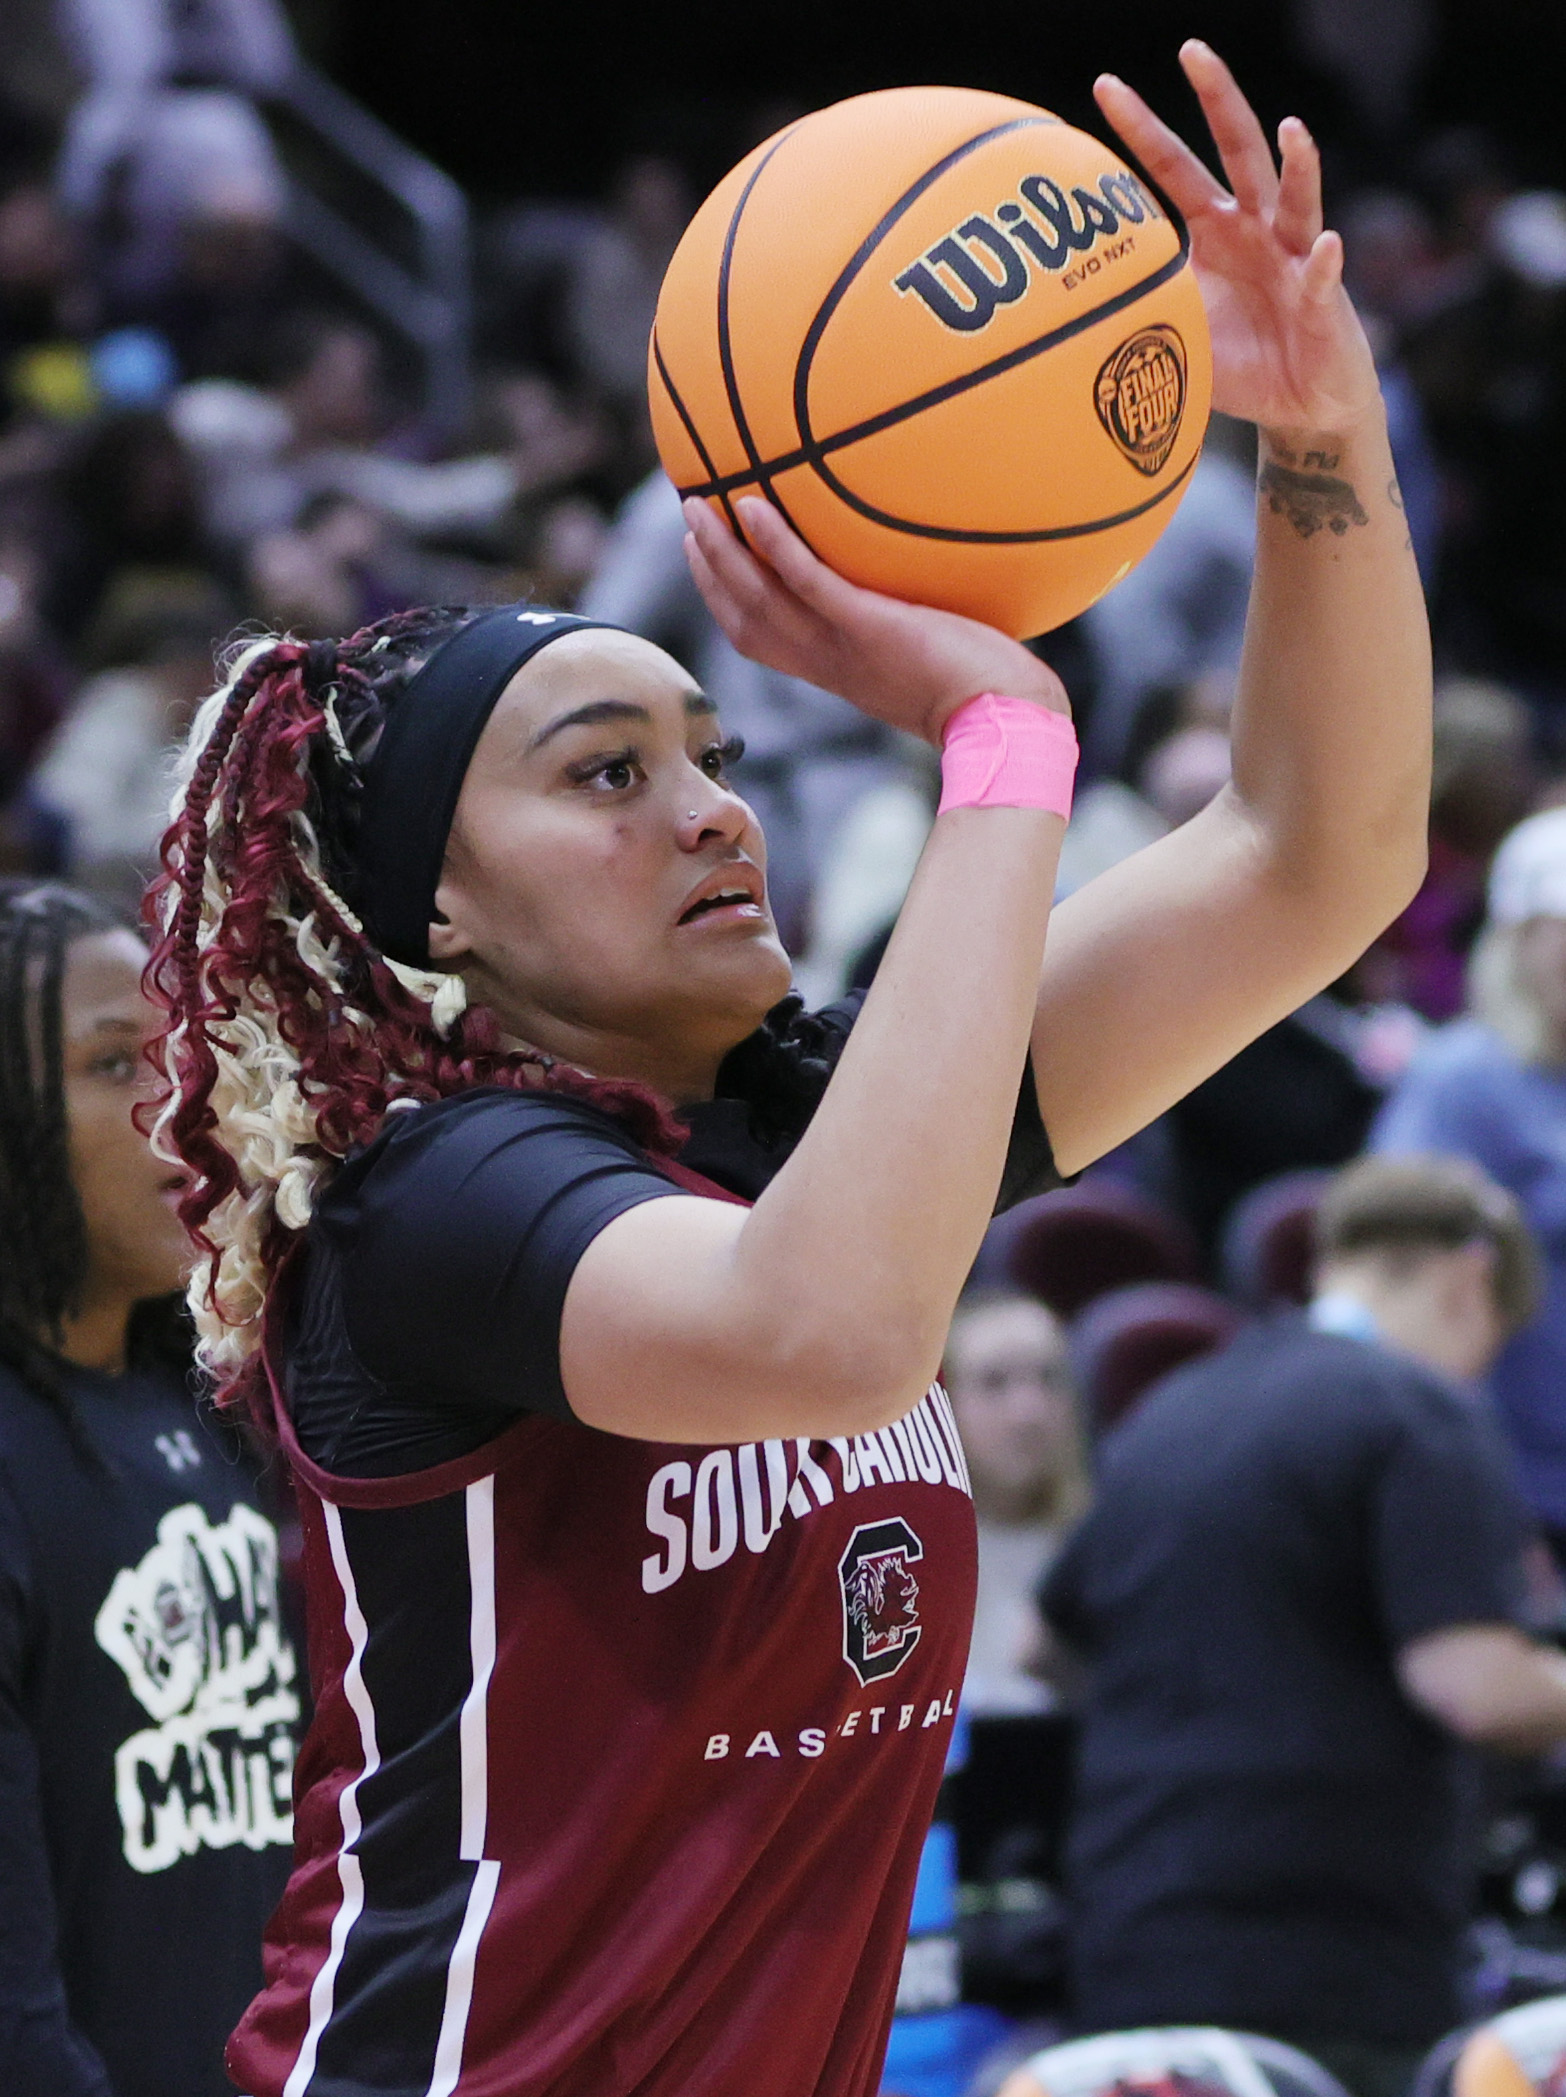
[1095,326,1188,476]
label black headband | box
[354,606,616,967]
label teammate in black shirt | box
[145,50,1436,2097]
[0,883,298,2097]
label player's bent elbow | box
[1370,830,1430,927]
[1273,831,1428,986]
[1324,820,1428,927]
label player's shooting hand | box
[1096,41,1382,440]
[682,494,1065,747]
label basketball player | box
[151,44,1430,2097]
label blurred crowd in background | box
[10,4,1566,2097]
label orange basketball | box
[650,86,1212,639]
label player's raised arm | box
[564,500,1072,1441]
[1027,41,1431,1172]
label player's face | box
[61,929,192,1307]
[430,628,793,1099]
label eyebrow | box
[66,1014,144,1043]
[527,690,717,753]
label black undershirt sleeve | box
[293,1002,1065,1478]
[325,1089,682,1423]
[808,990,1065,1213]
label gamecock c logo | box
[839,1518,924,1686]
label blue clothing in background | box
[882,1821,1009,2097]
[1372,1018,1566,1527]
[882,1709,1010,2097]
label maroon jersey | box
[229,1163,978,2097]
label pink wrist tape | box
[937,693,1078,819]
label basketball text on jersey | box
[701,1685,959,1764]
[893,170,1162,333]
[640,1386,973,1595]
[93,1501,300,1873]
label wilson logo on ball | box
[649,84,1214,638]
[892,170,1161,334]
[1094,326,1188,475]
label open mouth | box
[678,885,758,925]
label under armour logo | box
[515,611,560,625]
[154,1430,202,1474]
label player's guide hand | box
[683,492,1067,747]
[1095,40,1382,441]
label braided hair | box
[144,609,692,1429]
[147,606,847,1429]
[0,882,121,1436]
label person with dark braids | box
[0,881,300,2097]
[148,51,1432,2097]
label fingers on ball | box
[734,498,849,612]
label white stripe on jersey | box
[457,1475,496,1860]
[427,1859,500,2097]
[283,1501,383,2097]
[426,1475,500,2097]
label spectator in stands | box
[515,490,609,608]
[564,154,689,430]
[1155,984,1385,1259]
[1365,677,1536,1022]
[244,490,402,638]
[0,523,71,867]
[172,312,539,553]
[0,878,298,2097]
[54,0,292,320]
[1054,679,1233,900]
[1403,183,1566,701]
[1041,1154,1564,2097]
[30,569,231,908]
[1375,807,1566,1553]
[0,165,94,415]
[945,1288,1088,1716]
[1341,189,1443,343]
[51,403,209,642]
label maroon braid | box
[143,611,684,1430]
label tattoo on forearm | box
[1259,460,1370,539]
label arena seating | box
[1067,1281,1245,1437]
